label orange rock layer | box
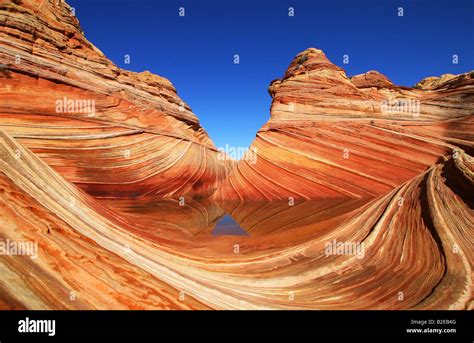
[0,130,472,309]
[214,48,474,200]
[0,2,472,310]
[0,0,233,199]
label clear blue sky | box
[68,0,474,149]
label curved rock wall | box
[214,48,474,200]
[0,0,233,199]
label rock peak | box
[350,70,394,88]
[414,71,473,90]
[0,0,234,199]
[268,48,350,98]
[283,47,341,79]
[297,47,327,57]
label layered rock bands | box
[0,0,234,199]
[0,1,472,310]
[214,48,473,200]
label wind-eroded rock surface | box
[0,130,472,309]
[214,48,474,200]
[0,0,233,199]
[0,2,472,310]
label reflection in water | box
[98,194,451,310]
[100,197,373,241]
[212,215,248,236]
[80,163,468,310]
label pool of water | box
[99,197,373,239]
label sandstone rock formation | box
[414,72,474,90]
[0,2,472,311]
[350,70,394,88]
[0,0,233,199]
[0,129,472,309]
[214,48,474,200]
[0,130,209,309]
